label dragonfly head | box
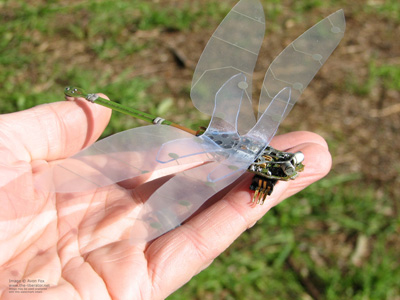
[64,86,87,97]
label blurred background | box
[1,0,399,298]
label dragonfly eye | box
[292,151,305,165]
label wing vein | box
[212,36,259,56]
[231,9,265,24]
[191,66,252,89]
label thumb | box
[0,94,111,163]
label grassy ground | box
[1,0,399,299]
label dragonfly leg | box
[250,175,277,205]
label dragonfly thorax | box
[203,131,240,149]
[204,130,266,159]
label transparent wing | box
[204,73,246,135]
[258,9,346,120]
[246,87,291,143]
[208,87,292,182]
[157,73,247,163]
[130,158,249,244]
[129,87,293,243]
[156,136,219,164]
[191,0,265,134]
[34,126,215,193]
[36,70,248,193]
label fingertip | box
[271,131,329,150]
[274,141,332,201]
[45,94,112,160]
[70,93,112,148]
[1,94,112,163]
[290,141,332,176]
[312,143,332,177]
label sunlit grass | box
[0,0,231,116]
[365,0,400,22]
[1,0,398,298]
[345,59,400,96]
[169,176,400,299]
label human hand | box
[0,96,331,299]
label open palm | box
[0,96,331,299]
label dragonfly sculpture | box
[37,0,345,243]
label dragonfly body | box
[41,0,345,243]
